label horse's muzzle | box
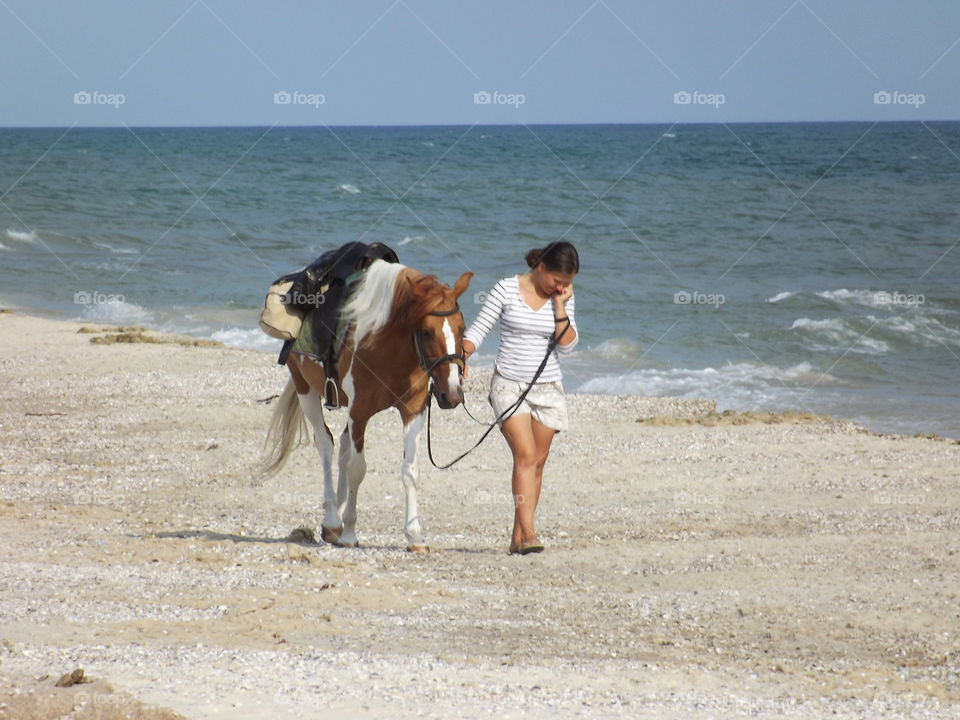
[433,384,464,409]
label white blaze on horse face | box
[440,318,460,392]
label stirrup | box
[323,377,340,409]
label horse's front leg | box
[336,418,367,548]
[401,410,428,552]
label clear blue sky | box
[1,0,958,126]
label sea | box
[1,123,958,438]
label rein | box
[425,317,571,470]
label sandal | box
[509,541,545,555]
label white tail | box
[258,379,309,476]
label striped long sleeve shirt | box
[463,275,578,384]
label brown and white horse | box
[262,260,472,551]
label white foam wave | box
[93,241,139,255]
[561,339,656,379]
[816,288,866,303]
[770,288,933,311]
[576,361,838,411]
[791,317,843,332]
[791,312,960,353]
[868,313,960,349]
[337,183,361,194]
[815,288,929,310]
[588,338,645,360]
[790,317,890,354]
[210,327,281,353]
[5,228,37,243]
[77,298,152,325]
[399,235,425,246]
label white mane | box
[341,259,407,343]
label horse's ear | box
[406,274,425,298]
[452,271,473,299]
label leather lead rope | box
[426,318,570,470]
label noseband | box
[413,303,466,376]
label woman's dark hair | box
[524,241,580,274]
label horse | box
[261,259,473,552]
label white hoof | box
[336,532,359,548]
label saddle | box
[268,241,399,408]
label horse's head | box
[409,271,473,409]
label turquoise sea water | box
[1,123,958,437]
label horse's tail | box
[258,379,308,476]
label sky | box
[1,0,958,127]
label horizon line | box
[2,118,959,131]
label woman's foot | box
[509,537,544,555]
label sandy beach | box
[1,311,958,719]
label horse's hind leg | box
[295,390,342,543]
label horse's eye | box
[422,329,434,339]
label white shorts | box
[489,372,569,431]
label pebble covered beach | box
[1,312,958,719]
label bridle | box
[412,303,466,376]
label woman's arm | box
[552,289,578,349]
[462,280,507,361]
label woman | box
[462,241,579,555]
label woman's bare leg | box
[501,413,556,550]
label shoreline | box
[1,310,959,719]
[2,304,954,442]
